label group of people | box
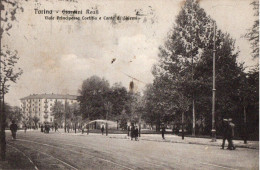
[127,125,139,141]
[9,118,237,151]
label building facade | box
[20,93,78,124]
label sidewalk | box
[23,129,259,150]
[107,133,259,150]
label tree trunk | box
[1,84,6,160]
[182,111,184,140]
[243,105,247,144]
[192,99,195,136]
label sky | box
[2,0,258,106]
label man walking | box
[221,119,229,149]
[161,123,166,140]
[10,120,18,140]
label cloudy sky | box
[3,0,258,106]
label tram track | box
[8,138,134,170]
[14,135,177,169]
[7,132,242,170]
[7,143,39,170]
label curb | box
[108,136,258,150]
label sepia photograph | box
[0,0,259,169]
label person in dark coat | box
[130,125,135,140]
[127,125,130,137]
[161,123,166,139]
[134,126,139,141]
[41,125,44,132]
[10,120,18,140]
[101,124,105,135]
[221,119,229,149]
[227,120,236,150]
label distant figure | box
[161,123,166,139]
[221,118,236,150]
[67,125,70,133]
[134,126,139,141]
[127,125,130,137]
[54,123,58,132]
[44,124,50,133]
[130,125,135,140]
[101,125,105,135]
[221,119,229,149]
[227,120,236,150]
[24,124,27,133]
[10,120,18,140]
[40,125,44,132]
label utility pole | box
[211,21,216,142]
[64,98,67,133]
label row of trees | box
[77,76,142,130]
[49,0,259,141]
[51,101,81,131]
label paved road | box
[5,131,259,170]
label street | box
[4,131,259,170]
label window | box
[39,108,40,111]
[50,118,52,122]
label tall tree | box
[110,83,129,128]
[0,0,25,160]
[151,0,244,137]
[152,0,214,135]
[51,101,65,126]
[78,76,110,120]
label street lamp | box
[211,21,216,142]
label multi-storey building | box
[20,93,78,124]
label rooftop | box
[20,93,78,100]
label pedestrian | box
[24,124,27,133]
[134,126,139,141]
[227,119,236,150]
[221,119,229,149]
[130,125,135,140]
[55,123,58,132]
[161,123,166,139]
[10,120,18,140]
[127,125,130,137]
[41,124,44,132]
[101,124,104,135]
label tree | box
[67,102,81,133]
[51,101,65,126]
[78,76,110,120]
[0,0,25,160]
[152,0,214,134]
[151,0,244,137]
[6,105,22,125]
[32,116,40,129]
[244,1,259,59]
[110,83,129,128]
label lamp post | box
[211,21,216,142]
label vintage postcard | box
[0,0,259,169]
